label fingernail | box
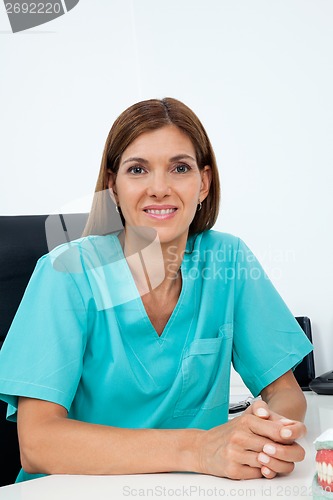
[256,408,269,417]
[262,466,272,476]
[258,452,270,464]
[280,428,292,438]
[280,418,295,425]
[263,444,276,455]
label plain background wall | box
[1,0,332,384]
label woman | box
[0,98,312,482]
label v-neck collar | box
[110,231,194,344]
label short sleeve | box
[0,253,88,421]
[232,238,313,397]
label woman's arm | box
[18,395,305,480]
[260,369,307,422]
[17,397,198,475]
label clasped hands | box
[196,401,306,480]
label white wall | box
[1,0,332,378]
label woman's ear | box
[107,170,118,205]
[199,166,212,202]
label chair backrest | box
[0,213,88,486]
[294,316,315,389]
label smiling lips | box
[143,206,178,220]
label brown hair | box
[82,97,220,237]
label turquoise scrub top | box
[0,230,313,482]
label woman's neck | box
[118,227,187,296]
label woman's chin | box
[154,227,189,246]
[124,223,189,247]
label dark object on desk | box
[228,398,253,414]
[293,316,315,391]
[0,213,88,486]
[309,370,333,395]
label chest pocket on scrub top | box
[174,324,233,417]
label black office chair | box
[294,316,315,389]
[0,213,88,486]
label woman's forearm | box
[260,370,307,422]
[18,396,307,480]
[262,387,307,422]
[20,412,202,476]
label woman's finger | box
[237,466,264,480]
[262,441,306,463]
[222,458,263,480]
[258,452,295,474]
[261,466,277,479]
[244,413,305,445]
[233,449,264,469]
[245,400,270,419]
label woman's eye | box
[128,166,145,175]
[174,164,190,174]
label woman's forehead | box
[121,125,196,163]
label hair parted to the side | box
[82,97,220,237]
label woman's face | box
[108,125,211,246]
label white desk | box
[0,393,332,500]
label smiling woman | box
[109,126,211,246]
[83,98,220,237]
[0,97,313,484]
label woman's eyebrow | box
[169,154,196,163]
[122,157,148,166]
[121,154,196,166]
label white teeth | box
[145,208,176,214]
[328,462,333,484]
[317,462,333,484]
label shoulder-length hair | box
[82,97,220,237]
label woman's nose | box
[146,171,172,198]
